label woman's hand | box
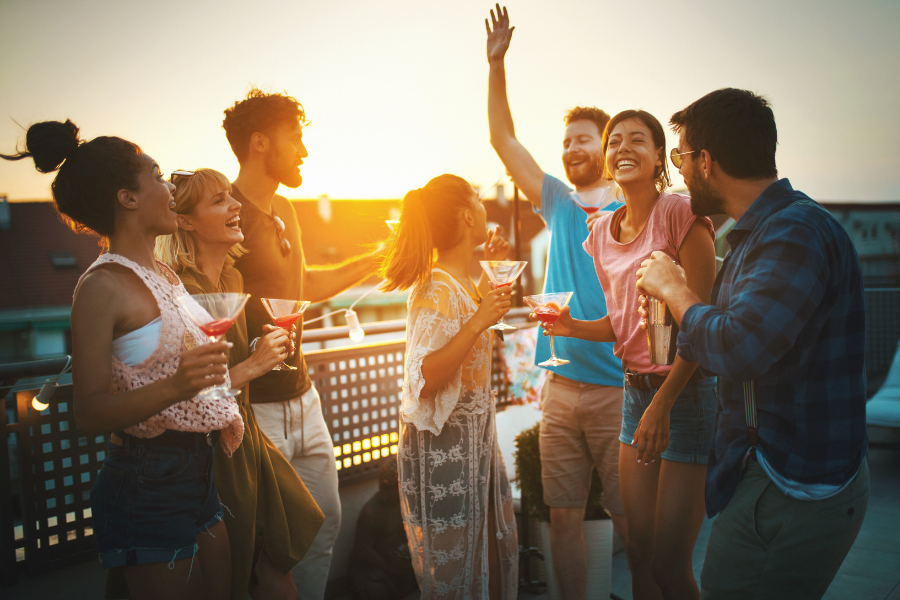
[169,342,230,400]
[252,324,292,372]
[485,4,514,63]
[632,394,673,464]
[536,305,576,338]
[470,286,511,331]
[484,226,510,261]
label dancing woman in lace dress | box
[379,174,518,600]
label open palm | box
[485,3,514,62]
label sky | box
[1,0,898,202]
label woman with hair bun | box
[380,174,518,599]
[156,168,325,600]
[2,121,240,599]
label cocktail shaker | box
[646,297,678,365]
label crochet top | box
[75,253,243,456]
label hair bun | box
[25,119,81,173]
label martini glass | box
[479,261,528,331]
[569,183,615,215]
[523,292,574,366]
[385,219,399,231]
[176,292,250,399]
[261,298,311,371]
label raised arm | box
[302,250,381,303]
[486,4,544,207]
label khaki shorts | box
[539,373,624,515]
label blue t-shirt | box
[533,174,623,386]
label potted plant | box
[514,423,613,600]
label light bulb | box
[345,309,365,342]
[32,382,56,411]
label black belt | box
[624,367,705,391]
[114,429,220,449]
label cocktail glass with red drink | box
[479,260,528,331]
[569,184,615,216]
[176,292,250,399]
[523,291,574,366]
[261,298,311,371]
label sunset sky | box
[1,0,898,202]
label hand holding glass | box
[177,292,250,399]
[479,260,527,331]
[261,298,310,371]
[523,292,574,367]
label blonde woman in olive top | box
[156,168,324,600]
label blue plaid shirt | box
[677,179,868,517]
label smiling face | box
[604,117,664,189]
[263,119,308,188]
[178,185,244,249]
[132,154,177,235]
[562,119,605,188]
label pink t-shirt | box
[582,193,715,374]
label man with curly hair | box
[223,88,381,599]
[485,7,626,600]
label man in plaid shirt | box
[637,88,869,600]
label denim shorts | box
[619,375,717,464]
[90,431,223,568]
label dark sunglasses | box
[273,214,291,257]
[669,149,699,169]
[169,170,195,185]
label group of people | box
[1,5,870,600]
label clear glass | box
[176,292,250,399]
[261,298,311,371]
[523,291,574,366]
[479,260,528,331]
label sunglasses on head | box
[669,149,699,169]
[169,170,195,185]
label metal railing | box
[0,310,535,585]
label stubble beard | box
[265,148,303,189]
[687,170,727,217]
[564,152,604,188]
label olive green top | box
[180,264,325,598]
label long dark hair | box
[1,120,144,238]
[378,174,475,292]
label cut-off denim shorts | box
[90,430,223,569]
[619,375,717,464]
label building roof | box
[0,201,103,311]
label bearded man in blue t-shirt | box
[486,6,626,598]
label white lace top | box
[398,268,518,599]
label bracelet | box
[249,337,260,354]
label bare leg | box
[123,556,207,600]
[549,506,587,600]
[650,461,706,600]
[619,442,663,600]
[196,520,232,600]
[488,507,502,600]
[251,551,299,600]
[610,511,628,548]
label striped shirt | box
[677,179,868,517]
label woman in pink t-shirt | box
[544,110,717,600]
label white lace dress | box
[399,268,518,600]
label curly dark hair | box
[670,88,777,180]
[564,106,611,138]
[222,88,309,163]
[1,120,144,238]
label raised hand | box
[485,3,514,63]
[484,226,510,261]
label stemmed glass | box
[261,298,311,371]
[523,292,574,366]
[479,261,528,331]
[176,292,250,399]
[569,184,614,215]
[385,219,399,231]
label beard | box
[564,151,604,188]
[264,148,303,188]
[686,170,727,216]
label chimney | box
[0,195,10,231]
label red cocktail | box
[199,318,237,339]
[533,303,562,325]
[480,261,528,331]
[261,298,311,371]
[523,292,574,367]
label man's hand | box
[484,226,510,261]
[636,251,686,299]
[486,4,514,63]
